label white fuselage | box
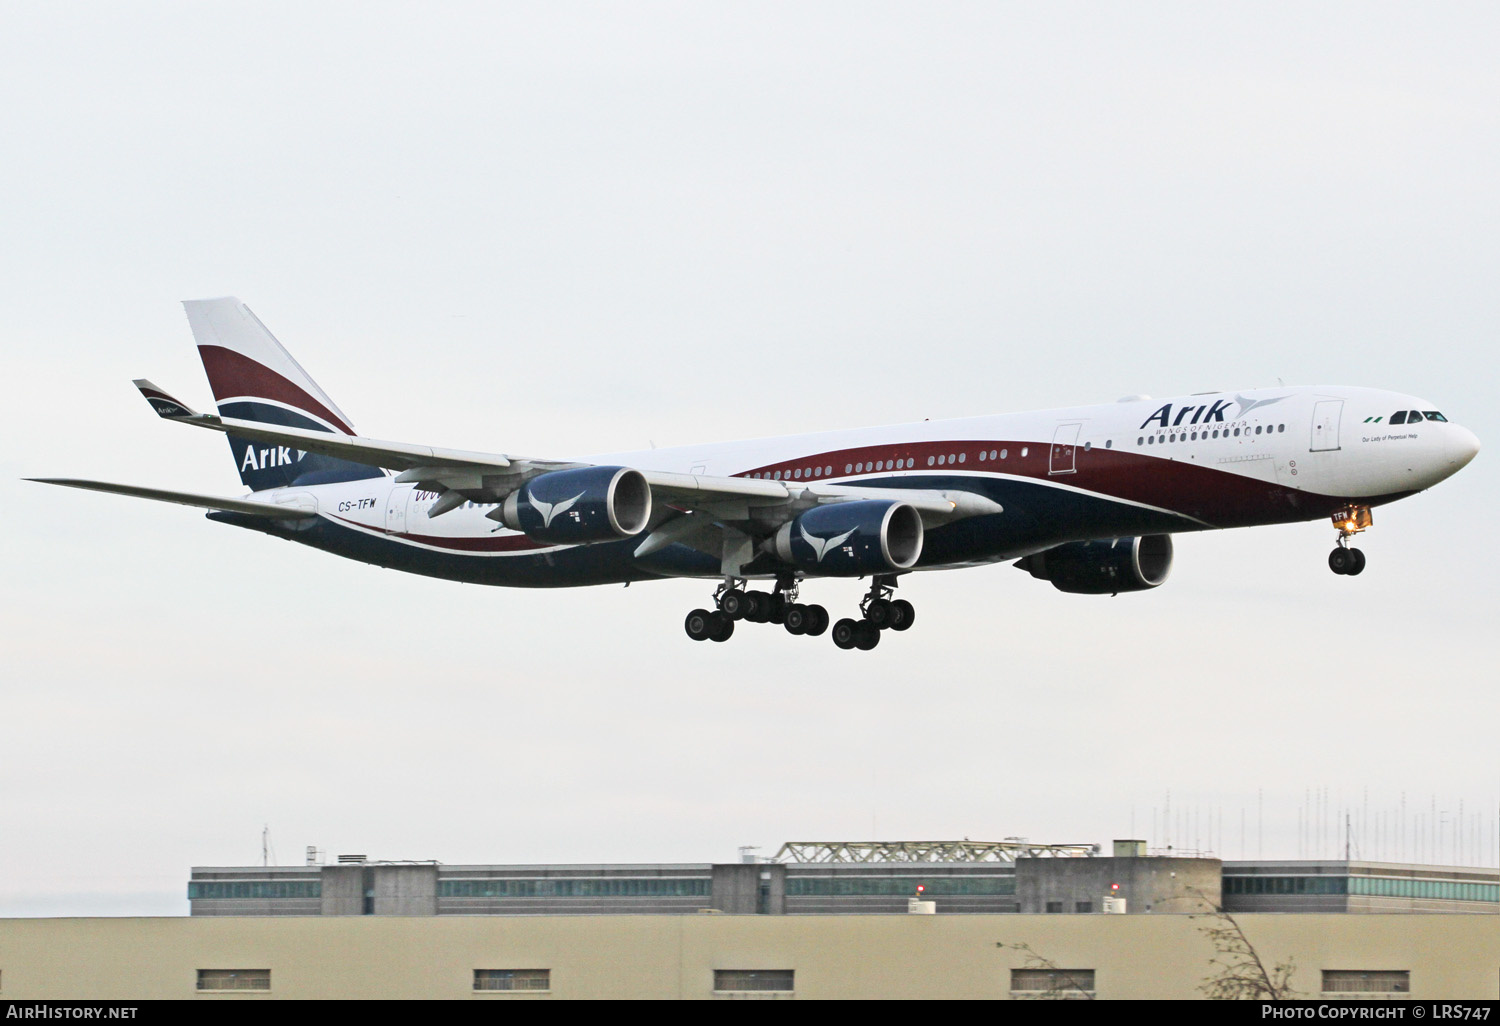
[253,384,1477,585]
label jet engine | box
[497,466,652,544]
[1016,535,1173,595]
[773,500,923,576]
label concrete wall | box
[0,913,1496,999]
[374,866,437,916]
[319,866,364,916]
[1017,856,1221,914]
[710,864,784,914]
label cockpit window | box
[1423,411,1447,422]
[1390,411,1407,425]
[1408,410,1422,422]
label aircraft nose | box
[1447,426,1480,470]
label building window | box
[1045,901,1064,913]
[714,969,794,993]
[187,881,321,899]
[784,876,1015,897]
[474,969,550,992]
[1322,970,1409,994]
[1075,901,1093,913]
[1010,969,1095,998]
[197,969,271,992]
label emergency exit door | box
[1050,423,1082,475]
[1311,400,1343,452]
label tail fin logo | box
[240,445,307,472]
[145,396,194,418]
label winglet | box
[133,379,202,420]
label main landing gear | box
[1328,506,1372,576]
[683,576,829,643]
[682,574,917,651]
[830,575,914,651]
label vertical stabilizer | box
[182,297,384,490]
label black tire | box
[832,618,859,649]
[784,604,808,636]
[854,621,881,650]
[1329,548,1353,575]
[768,594,787,625]
[719,589,747,620]
[1347,548,1366,576]
[709,612,734,642]
[889,599,915,631]
[684,608,713,641]
[742,591,769,622]
[804,604,829,637]
[865,598,894,630]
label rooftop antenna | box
[262,824,277,867]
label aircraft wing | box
[129,379,1000,529]
[27,478,317,518]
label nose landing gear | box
[1328,506,1372,576]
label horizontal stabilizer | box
[25,478,317,518]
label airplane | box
[31,298,1480,651]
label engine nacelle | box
[499,466,652,544]
[773,500,923,576]
[1017,535,1173,595]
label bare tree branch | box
[1188,888,1300,1000]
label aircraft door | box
[1049,423,1082,475]
[1311,400,1343,452]
[386,484,412,535]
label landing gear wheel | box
[708,612,734,642]
[767,593,787,625]
[889,599,915,631]
[684,608,713,641]
[803,604,829,637]
[1347,548,1366,576]
[865,598,894,630]
[784,604,809,636]
[832,618,860,650]
[1329,548,1355,575]
[741,592,770,622]
[854,621,881,650]
[719,589,748,621]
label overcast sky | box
[2,2,1496,916]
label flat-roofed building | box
[188,843,1497,919]
[1221,860,1500,914]
[2,912,1497,1000]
